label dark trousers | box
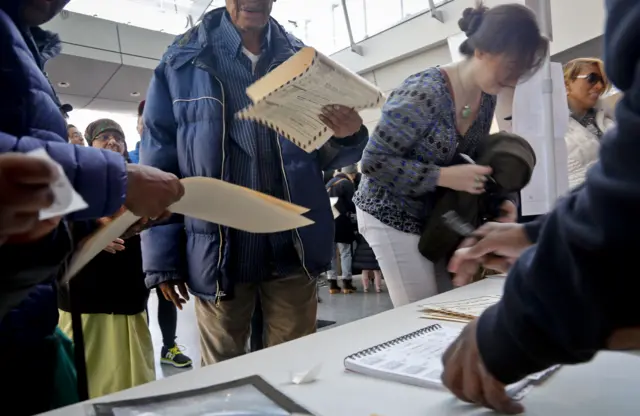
[250,295,264,352]
[156,288,177,348]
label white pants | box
[357,208,452,307]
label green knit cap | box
[84,119,125,146]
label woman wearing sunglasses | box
[563,58,614,189]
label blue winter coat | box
[140,8,367,301]
[0,5,127,343]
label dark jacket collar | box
[30,27,62,65]
[0,2,62,68]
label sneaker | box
[342,279,357,294]
[161,344,193,368]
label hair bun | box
[458,5,488,37]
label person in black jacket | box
[441,0,640,412]
[326,165,358,294]
[57,119,155,399]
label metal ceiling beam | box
[428,0,444,23]
[340,0,363,56]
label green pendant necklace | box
[461,105,472,119]
[457,64,473,119]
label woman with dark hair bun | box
[353,1,548,308]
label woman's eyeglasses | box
[576,72,605,86]
[95,132,125,143]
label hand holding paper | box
[319,105,363,139]
[124,163,184,219]
[63,177,314,282]
[0,150,83,245]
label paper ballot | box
[237,47,385,152]
[27,148,88,220]
[329,197,340,219]
[513,61,570,215]
[62,177,313,282]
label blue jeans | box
[327,242,353,280]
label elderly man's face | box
[23,0,70,26]
[225,0,275,32]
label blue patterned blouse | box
[354,67,496,235]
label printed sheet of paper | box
[27,148,88,220]
[420,312,472,324]
[62,177,313,282]
[329,197,339,219]
[419,295,502,320]
[513,61,570,215]
[238,47,385,152]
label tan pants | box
[195,272,317,366]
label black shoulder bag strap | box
[69,281,89,401]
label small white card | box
[27,148,88,220]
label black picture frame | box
[90,375,316,415]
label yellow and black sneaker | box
[161,344,193,368]
[342,279,357,294]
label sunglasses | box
[576,72,604,86]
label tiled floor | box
[147,277,393,379]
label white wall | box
[330,0,606,76]
[358,44,452,132]
[546,0,605,55]
[43,11,175,69]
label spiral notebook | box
[344,324,560,399]
[236,47,385,152]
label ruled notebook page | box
[345,325,461,387]
[344,324,561,399]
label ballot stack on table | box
[419,294,502,323]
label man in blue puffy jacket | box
[0,0,184,413]
[142,1,368,365]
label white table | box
[45,277,640,415]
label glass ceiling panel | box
[65,0,446,54]
[64,0,214,34]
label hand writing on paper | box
[441,319,524,415]
[0,153,60,245]
[448,223,532,287]
[319,105,363,138]
[159,280,190,310]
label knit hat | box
[341,164,358,174]
[84,119,125,146]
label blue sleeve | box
[317,126,368,171]
[0,132,126,220]
[476,0,640,385]
[360,72,443,197]
[139,62,185,287]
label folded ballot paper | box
[236,47,385,152]
[27,148,88,220]
[419,295,503,323]
[62,177,313,282]
[329,197,340,219]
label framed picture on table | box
[88,375,316,416]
